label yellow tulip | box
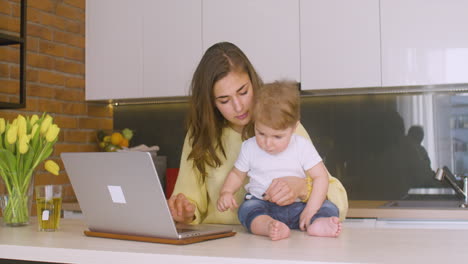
[44,160,60,176]
[30,114,39,126]
[0,118,5,134]
[45,124,60,142]
[6,124,18,144]
[40,115,53,135]
[17,115,27,137]
[18,134,29,154]
[31,124,39,137]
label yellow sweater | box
[172,123,348,224]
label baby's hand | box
[217,192,238,212]
[299,207,317,231]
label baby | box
[217,80,342,240]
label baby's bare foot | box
[268,220,290,241]
[307,217,341,237]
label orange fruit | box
[119,138,129,148]
[110,132,124,145]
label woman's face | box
[213,71,254,133]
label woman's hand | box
[167,193,196,224]
[263,177,307,206]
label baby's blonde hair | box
[252,80,300,130]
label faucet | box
[434,166,468,208]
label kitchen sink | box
[381,200,465,208]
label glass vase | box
[0,178,34,227]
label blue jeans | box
[237,195,339,233]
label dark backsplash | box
[114,102,189,168]
[115,90,468,201]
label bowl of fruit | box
[97,128,134,152]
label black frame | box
[0,0,27,109]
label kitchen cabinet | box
[143,0,202,98]
[380,0,468,87]
[86,0,201,101]
[85,0,468,101]
[202,0,300,83]
[86,0,143,100]
[300,0,381,90]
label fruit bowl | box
[97,128,134,152]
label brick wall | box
[0,0,112,195]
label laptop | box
[61,151,234,242]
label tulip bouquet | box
[0,113,60,226]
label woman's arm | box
[262,177,308,206]
[169,133,207,224]
[262,123,310,205]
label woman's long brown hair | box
[187,42,263,181]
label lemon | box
[98,141,106,149]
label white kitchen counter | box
[1,218,468,263]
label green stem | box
[2,185,31,225]
[21,141,52,193]
[19,154,24,184]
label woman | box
[168,42,348,224]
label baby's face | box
[254,122,296,155]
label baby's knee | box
[238,199,268,232]
[321,200,339,216]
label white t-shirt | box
[234,134,322,199]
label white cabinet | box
[203,0,300,83]
[86,0,202,100]
[143,0,202,98]
[300,0,381,90]
[86,0,468,101]
[381,0,468,87]
[86,0,143,100]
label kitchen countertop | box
[347,200,468,220]
[2,218,468,263]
